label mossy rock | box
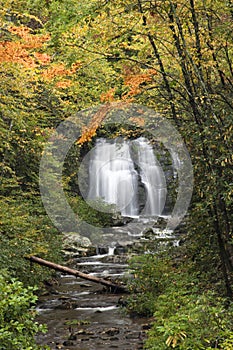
[62,232,92,252]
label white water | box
[88,139,138,216]
[88,137,167,218]
[75,305,117,312]
[134,138,167,216]
[108,246,116,255]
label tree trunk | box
[25,255,128,293]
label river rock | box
[63,340,74,346]
[62,232,94,255]
[77,329,94,335]
[104,327,120,336]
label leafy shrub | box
[127,252,233,349]
[0,196,62,286]
[0,272,48,350]
[127,253,173,316]
[145,289,233,349]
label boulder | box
[62,232,93,256]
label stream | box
[35,133,180,349]
[35,247,150,350]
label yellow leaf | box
[166,335,173,347]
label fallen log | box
[25,255,128,293]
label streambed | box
[35,249,149,350]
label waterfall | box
[88,139,138,217]
[87,137,167,218]
[134,138,167,216]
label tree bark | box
[25,255,128,293]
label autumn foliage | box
[0,25,50,68]
[0,24,81,88]
[122,68,157,100]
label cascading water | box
[88,139,138,216]
[133,138,167,216]
[87,137,167,218]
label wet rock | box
[54,299,78,310]
[142,228,154,239]
[142,323,152,330]
[104,327,120,336]
[99,335,108,339]
[63,340,74,346]
[80,283,92,288]
[58,295,70,300]
[54,302,72,310]
[101,253,129,264]
[125,331,141,339]
[96,246,109,255]
[68,334,77,340]
[110,336,120,341]
[77,329,94,335]
[112,212,125,226]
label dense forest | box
[0,0,232,349]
